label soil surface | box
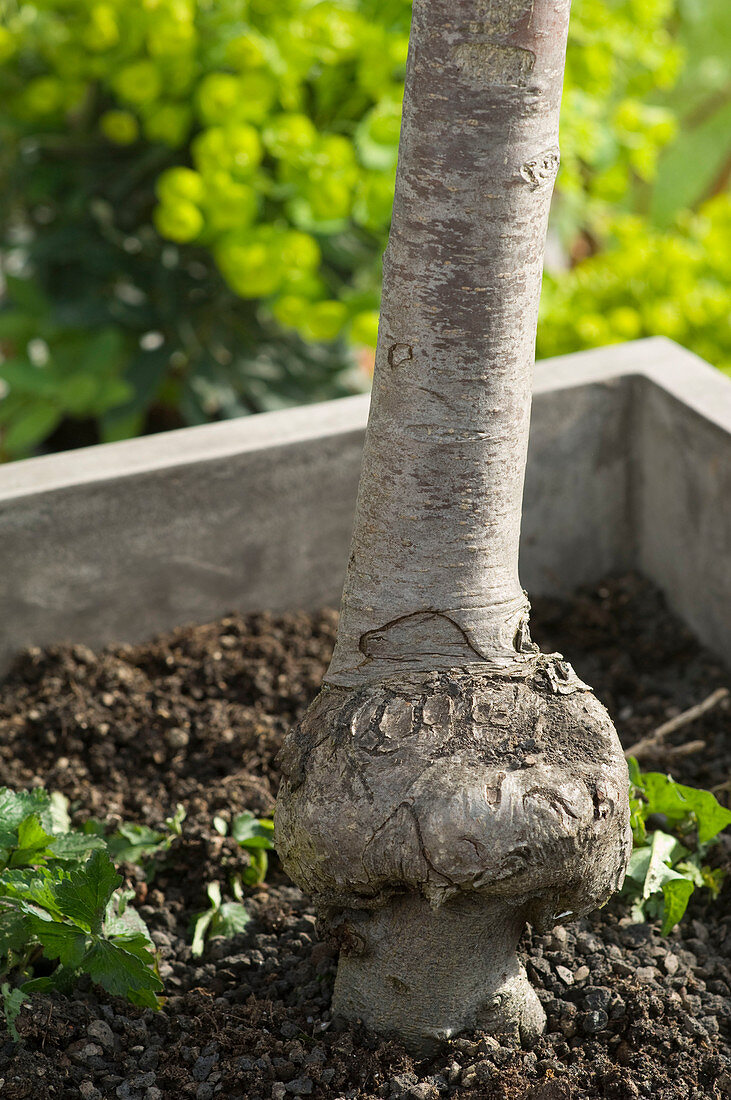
[0,573,730,1100]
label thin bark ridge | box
[327,0,571,688]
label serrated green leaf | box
[0,866,66,919]
[680,788,731,845]
[82,939,162,1009]
[210,902,251,939]
[104,889,153,946]
[107,822,167,865]
[47,832,108,862]
[0,911,30,956]
[640,772,731,843]
[644,831,689,898]
[16,816,52,849]
[661,877,695,934]
[0,789,51,849]
[107,931,156,965]
[10,815,55,868]
[115,822,165,846]
[231,812,275,849]
[1,982,27,1041]
[25,915,87,969]
[52,850,121,934]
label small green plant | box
[189,812,274,956]
[106,803,186,880]
[213,810,275,887]
[0,788,163,1039]
[623,760,731,934]
[189,880,251,958]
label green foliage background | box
[0,0,728,460]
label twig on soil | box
[624,687,729,760]
[41,1003,52,1050]
[664,739,707,761]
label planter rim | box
[2,336,728,503]
[1,336,729,677]
[0,392,370,503]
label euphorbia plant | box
[276,0,631,1053]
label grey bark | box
[328,0,568,686]
[275,0,631,1054]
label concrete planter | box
[1,336,729,674]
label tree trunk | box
[275,0,631,1054]
[328,0,567,686]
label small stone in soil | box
[285,1077,314,1096]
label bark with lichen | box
[275,0,630,1055]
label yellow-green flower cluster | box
[0,0,410,346]
[538,194,731,375]
[0,0,699,355]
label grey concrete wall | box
[0,398,368,673]
[634,345,731,663]
[522,376,634,597]
[1,338,729,673]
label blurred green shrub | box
[538,195,731,368]
[0,0,728,460]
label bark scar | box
[388,343,413,368]
[520,149,560,189]
[452,42,535,86]
[359,611,486,663]
[361,800,457,894]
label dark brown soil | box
[0,573,729,1100]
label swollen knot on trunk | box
[275,661,630,1052]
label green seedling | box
[107,803,186,880]
[188,812,274,956]
[623,759,731,934]
[0,788,162,1039]
[213,811,275,887]
[189,880,251,958]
